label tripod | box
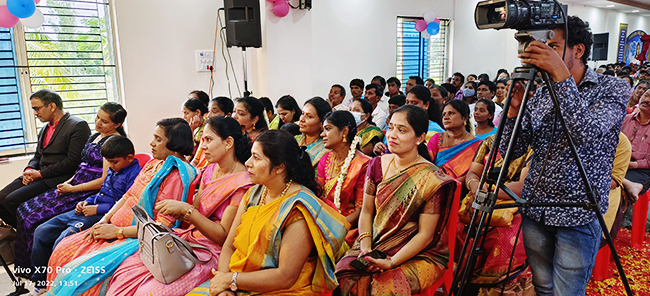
[449,65,633,296]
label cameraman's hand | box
[519,41,571,82]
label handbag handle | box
[133,204,212,265]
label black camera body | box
[475,0,564,31]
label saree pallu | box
[317,152,370,245]
[296,134,330,168]
[357,126,384,149]
[104,167,252,296]
[427,132,482,179]
[46,156,197,296]
[456,135,534,295]
[335,161,456,296]
[186,185,349,295]
[191,138,210,170]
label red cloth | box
[43,119,60,147]
[636,34,650,63]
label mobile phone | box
[350,250,387,270]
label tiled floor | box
[0,264,34,296]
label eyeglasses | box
[32,105,45,113]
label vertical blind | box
[0,28,24,152]
[0,0,118,155]
[396,17,450,88]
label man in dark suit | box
[0,89,90,227]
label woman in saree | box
[187,130,349,295]
[275,95,302,129]
[372,86,443,156]
[45,118,197,296]
[458,134,534,295]
[232,97,268,140]
[318,111,371,246]
[191,96,234,170]
[427,100,481,185]
[183,98,209,155]
[15,102,127,279]
[473,98,497,140]
[104,116,254,295]
[296,97,332,167]
[335,105,457,296]
[350,98,384,156]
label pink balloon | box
[35,0,40,4]
[415,19,427,32]
[272,1,289,17]
[0,6,18,28]
[434,18,441,24]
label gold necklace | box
[390,155,421,174]
[260,179,293,206]
[215,162,238,179]
[444,131,470,147]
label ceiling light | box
[606,4,614,7]
[632,10,640,12]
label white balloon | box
[20,8,43,28]
[421,31,431,39]
[423,11,437,23]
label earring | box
[343,137,347,143]
[225,146,229,152]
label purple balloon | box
[0,5,18,28]
[415,19,427,32]
[272,1,289,17]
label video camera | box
[474,0,564,31]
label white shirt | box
[372,107,388,130]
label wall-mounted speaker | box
[593,33,609,61]
[224,0,262,48]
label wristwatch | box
[230,272,238,291]
[116,227,125,239]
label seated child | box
[29,136,141,286]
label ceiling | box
[560,0,650,16]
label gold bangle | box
[183,205,195,222]
[467,179,479,190]
[358,231,372,241]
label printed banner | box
[617,23,628,63]
[625,30,648,65]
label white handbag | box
[132,204,212,284]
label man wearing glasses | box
[0,89,90,228]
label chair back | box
[134,153,153,168]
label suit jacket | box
[26,113,91,188]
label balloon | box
[20,7,41,28]
[272,1,289,17]
[34,0,40,4]
[427,22,440,35]
[0,6,18,28]
[423,11,437,23]
[434,18,441,24]
[414,19,427,32]
[7,0,35,18]
[421,31,431,39]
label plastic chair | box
[415,180,462,296]
[134,153,153,168]
[632,190,649,249]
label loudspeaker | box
[593,33,609,61]
[224,0,262,48]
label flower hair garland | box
[334,135,361,211]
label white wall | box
[3,0,650,183]
[112,0,246,153]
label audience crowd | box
[1,15,649,296]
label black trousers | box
[626,168,650,195]
[0,177,51,228]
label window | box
[396,17,450,89]
[0,0,119,156]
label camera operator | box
[500,16,630,295]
